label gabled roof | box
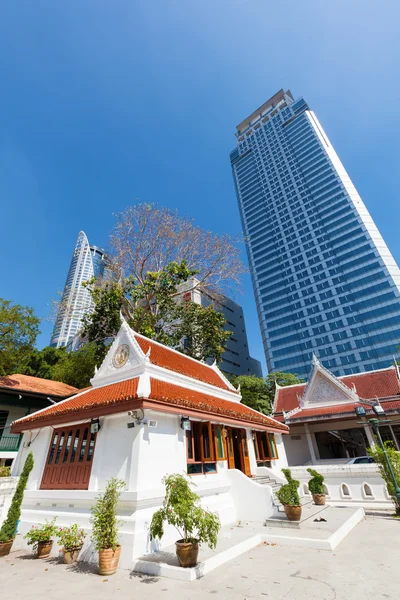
[273,364,400,420]
[12,376,288,433]
[133,332,233,391]
[0,374,78,398]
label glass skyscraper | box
[50,231,108,348]
[230,89,400,379]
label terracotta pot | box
[0,540,13,557]
[98,545,121,576]
[284,505,302,521]
[63,546,82,564]
[37,540,53,559]
[175,539,199,568]
[312,493,326,506]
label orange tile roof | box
[13,377,287,433]
[134,332,232,391]
[0,374,78,398]
[274,367,400,415]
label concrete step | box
[265,503,330,529]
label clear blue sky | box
[1,1,399,374]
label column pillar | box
[304,423,317,464]
[364,425,375,449]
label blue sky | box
[1,1,399,373]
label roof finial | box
[312,352,320,367]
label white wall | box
[283,433,311,466]
[290,464,393,509]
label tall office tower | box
[230,89,400,379]
[50,231,108,348]
[178,279,263,377]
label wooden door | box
[240,430,252,477]
[225,427,235,469]
[41,424,97,490]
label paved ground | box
[1,516,399,599]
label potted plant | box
[0,452,34,557]
[307,468,326,505]
[276,468,302,521]
[57,524,86,564]
[90,478,125,576]
[24,518,58,558]
[149,473,221,568]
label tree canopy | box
[230,371,304,415]
[0,298,41,376]
[82,260,232,363]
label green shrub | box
[307,468,325,495]
[0,466,11,478]
[0,452,34,543]
[150,474,221,549]
[90,478,125,552]
[24,518,58,552]
[368,442,400,515]
[57,524,86,552]
[276,468,301,507]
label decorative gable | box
[90,318,147,388]
[300,356,359,408]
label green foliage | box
[276,468,301,507]
[0,452,34,542]
[0,298,40,376]
[57,524,86,551]
[0,466,11,477]
[173,301,231,363]
[90,478,125,551]
[229,371,304,416]
[24,518,58,551]
[307,468,325,495]
[83,261,232,364]
[149,474,221,549]
[368,442,400,515]
[17,343,98,389]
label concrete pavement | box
[0,516,399,599]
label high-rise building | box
[230,89,400,379]
[50,231,108,348]
[178,279,263,377]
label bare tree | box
[110,203,246,293]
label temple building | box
[10,318,288,566]
[272,356,400,465]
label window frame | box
[185,420,220,475]
[253,431,279,463]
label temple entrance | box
[225,427,251,476]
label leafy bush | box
[368,442,400,515]
[24,518,57,552]
[276,468,301,507]
[57,524,86,551]
[150,474,221,549]
[307,468,325,495]
[0,452,34,543]
[90,478,125,552]
[0,466,11,478]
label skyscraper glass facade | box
[230,89,400,379]
[50,231,107,348]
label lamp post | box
[355,403,400,506]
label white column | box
[389,425,400,450]
[364,425,375,449]
[304,424,317,464]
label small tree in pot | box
[276,468,302,521]
[307,468,326,505]
[150,474,221,568]
[0,452,34,557]
[90,478,125,576]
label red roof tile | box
[149,379,288,431]
[134,333,231,391]
[13,377,288,433]
[286,398,400,422]
[0,374,78,398]
[13,378,140,428]
[274,367,400,416]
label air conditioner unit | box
[147,420,157,428]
